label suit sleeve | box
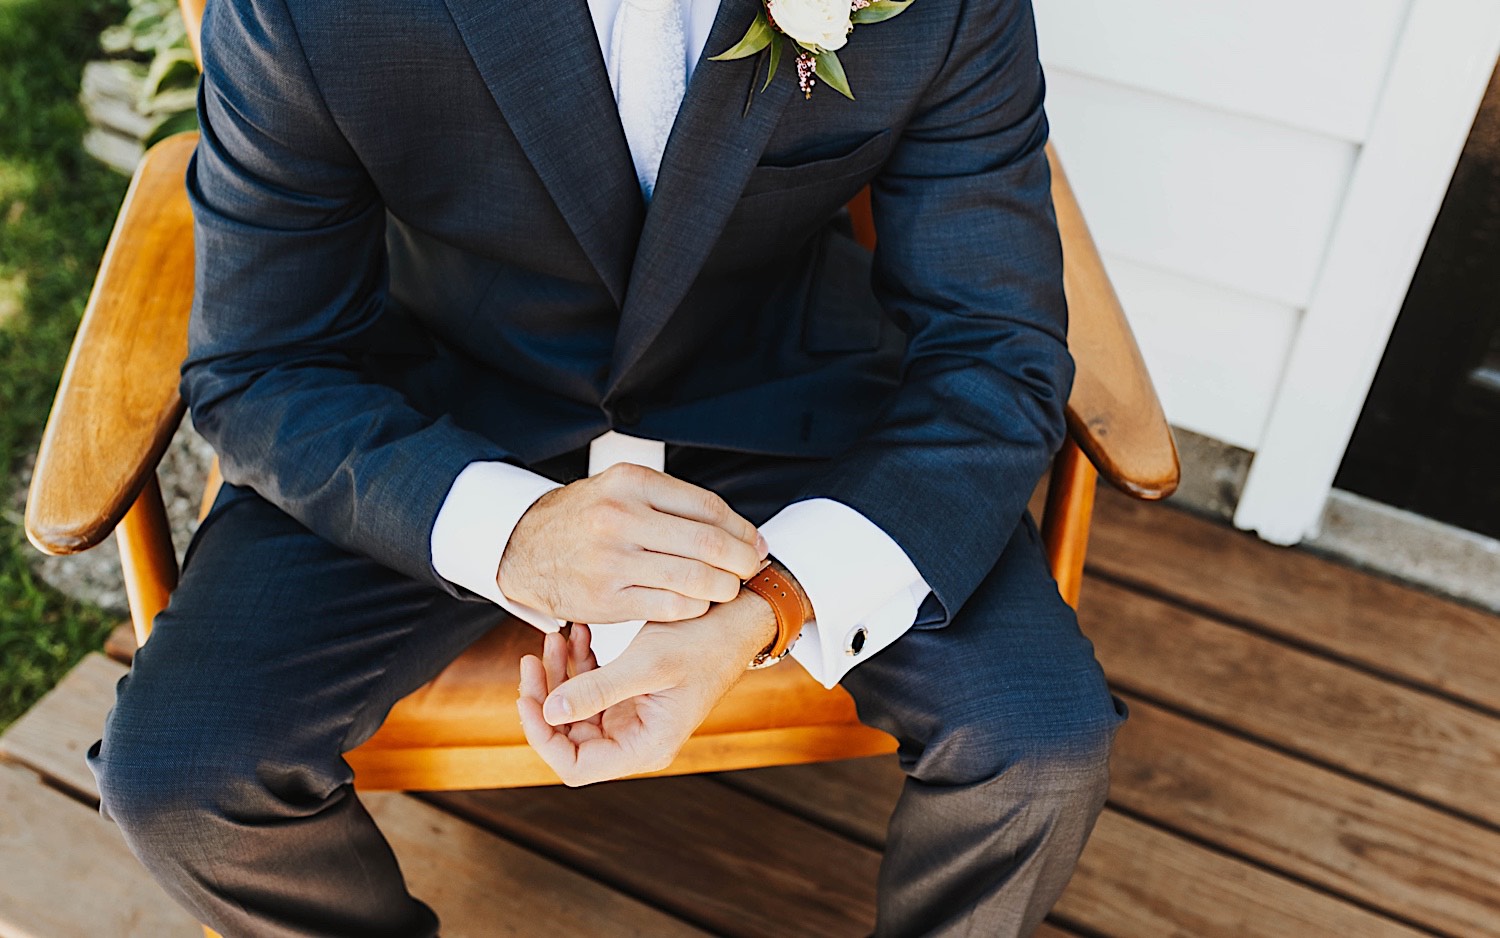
[180,0,515,588]
[789,0,1071,627]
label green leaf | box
[138,46,198,105]
[814,50,854,100]
[145,109,200,148]
[143,86,200,119]
[852,0,915,25]
[709,11,773,61]
[762,36,785,92]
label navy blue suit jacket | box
[181,0,1072,629]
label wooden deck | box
[2,488,1498,937]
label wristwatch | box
[743,562,807,670]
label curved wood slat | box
[348,616,896,791]
[178,0,204,68]
[1043,437,1098,608]
[25,133,199,556]
[116,477,178,645]
[1047,145,1181,499]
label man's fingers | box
[566,625,604,730]
[518,653,547,704]
[613,466,760,546]
[630,552,743,604]
[640,514,765,580]
[544,650,675,725]
[541,630,569,695]
[518,657,566,752]
[568,623,597,677]
[518,695,579,773]
[616,586,712,623]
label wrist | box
[494,488,559,609]
[731,589,779,659]
[740,562,807,668]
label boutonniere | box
[710,0,914,101]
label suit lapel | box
[442,0,644,307]
[607,0,795,391]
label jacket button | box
[615,396,642,427]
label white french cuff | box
[758,498,933,689]
[430,460,565,634]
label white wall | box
[1035,0,1500,542]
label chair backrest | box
[179,0,203,66]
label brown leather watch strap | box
[742,564,805,668]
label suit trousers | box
[87,443,1125,937]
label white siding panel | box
[1034,0,1410,142]
[1103,255,1300,452]
[1235,0,1500,543]
[1046,70,1358,309]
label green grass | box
[0,0,132,728]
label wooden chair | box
[26,0,1177,815]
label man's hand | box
[516,592,778,786]
[497,462,768,625]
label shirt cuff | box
[430,460,565,634]
[758,498,933,688]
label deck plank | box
[1111,696,1500,937]
[1089,488,1500,713]
[723,758,1427,938]
[1081,577,1500,825]
[0,761,201,936]
[0,654,703,938]
[718,756,893,845]
[366,793,704,938]
[1062,812,1427,938]
[430,778,881,938]
[0,651,121,801]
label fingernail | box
[756,532,769,557]
[544,694,572,723]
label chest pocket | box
[742,129,894,199]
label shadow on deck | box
[2,487,1497,936]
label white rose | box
[767,0,853,52]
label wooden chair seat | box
[347,614,891,790]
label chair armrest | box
[1048,144,1181,500]
[177,0,204,68]
[25,133,199,555]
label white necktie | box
[608,0,688,200]
[589,0,684,659]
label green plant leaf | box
[143,86,200,118]
[139,46,197,95]
[762,35,785,92]
[99,23,134,55]
[145,109,200,147]
[709,11,773,61]
[814,50,854,100]
[852,0,914,25]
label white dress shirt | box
[429,0,933,688]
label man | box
[87,0,1125,933]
